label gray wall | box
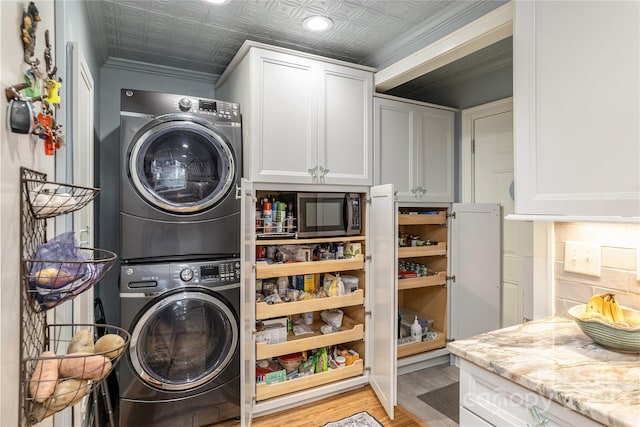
[96,61,216,327]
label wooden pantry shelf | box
[256,289,364,320]
[398,211,447,226]
[256,319,364,359]
[256,235,365,246]
[397,329,446,359]
[398,272,447,290]
[256,255,365,279]
[398,242,447,258]
[256,359,364,401]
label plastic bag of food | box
[320,309,343,328]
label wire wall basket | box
[23,178,100,219]
[22,323,130,424]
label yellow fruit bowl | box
[568,304,640,353]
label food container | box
[277,353,303,373]
[335,356,346,367]
[341,275,359,293]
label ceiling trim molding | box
[365,1,504,68]
[374,1,514,92]
[103,58,218,83]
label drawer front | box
[460,361,601,427]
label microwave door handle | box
[344,195,352,235]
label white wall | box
[1,1,56,425]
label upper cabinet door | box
[513,1,640,217]
[416,106,455,202]
[319,63,373,186]
[218,44,374,186]
[252,49,318,184]
[374,96,454,202]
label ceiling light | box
[303,16,333,32]
[205,0,230,5]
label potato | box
[33,268,75,287]
[94,334,125,358]
[59,353,111,380]
[29,351,60,402]
[67,329,94,353]
[46,379,89,412]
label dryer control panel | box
[121,258,240,293]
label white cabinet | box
[237,183,499,423]
[217,41,374,186]
[395,203,500,369]
[513,1,640,218]
[374,95,455,203]
[459,359,600,426]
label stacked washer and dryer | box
[118,89,242,426]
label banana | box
[606,293,625,323]
[580,311,608,322]
[601,294,614,322]
[586,294,605,314]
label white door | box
[471,104,533,326]
[254,49,317,183]
[369,184,396,420]
[240,178,256,426]
[374,97,415,198]
[320,63,373,185]
[449,203,501,340]
[69,42,94,426]
[416,107,454,202]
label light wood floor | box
[212,385,428,426]
[211,363,459,427]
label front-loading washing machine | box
[119,258,240,427]
[120,89,242,263]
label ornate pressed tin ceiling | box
[85,0,510,82]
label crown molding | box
[103,57,218,84]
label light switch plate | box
[564,241,601,277]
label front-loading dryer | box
[120,89,242,263]
[119,258,240,427]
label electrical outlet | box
[564,241,601,277]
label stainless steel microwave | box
[296,192,362,238]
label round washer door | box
[129,288,238,391]
[128,116,236,214]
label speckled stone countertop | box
[448,317,640,427]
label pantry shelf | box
[256,320,364,359]
[398,211,447,225]
[255,359,364,401]
[397,329,446,358]
[398,242,447,258]
[256,289,364,320]
[256,255,365,279]
[398,272,447,290]
[256,235,365,246]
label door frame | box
[460,97,513,203]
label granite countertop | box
[448,317,640,427]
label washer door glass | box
[129,118,235,214]
[130,289,238,391]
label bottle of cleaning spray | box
[411,315,422,343]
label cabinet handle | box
[308,166,318,182]
[527,406,549,427]
[420,187,427,196]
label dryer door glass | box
[130,290,238,391]
[129,120,236,214]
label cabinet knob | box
[308,166,318,181]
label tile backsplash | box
[554,222,640,317]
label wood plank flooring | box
[211,363,459,426]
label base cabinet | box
[459,360,600,427]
